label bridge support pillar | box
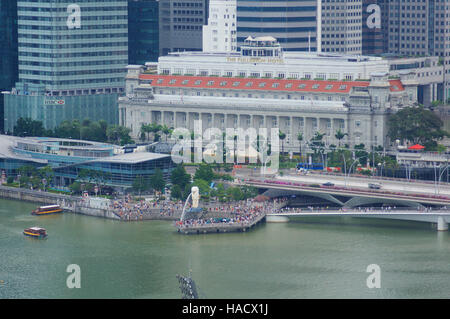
[266,215,289,223]
[437,217,448,231]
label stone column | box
[161,111,165,126]
[290,116,294,151]
[186,112,191,130]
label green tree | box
[13,118,49,137]
[170,165,191,190]
[354,144,368,166]
[297,132,303,158]
[38,166,54,190]
[334,129,348,147]
[132,175,148,195]
[54,120,81,139]
[149,168,166,196]
[170,184,183,200]
[194,163,215,183]
[310,131,326,163]
[227,187,244,201]
[387,106,448,150]
[69,181,82,194]
[279,130,286,155]
[161,125,172,141]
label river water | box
[0,198,449,299]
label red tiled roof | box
[139,74,379,94]
[389,79,405,92]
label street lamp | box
[345,154,369,187]
[436,162,450,195]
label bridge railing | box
[244,178,450,202]
[303,170,450,187]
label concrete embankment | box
[176,213,266,234]
[0,185,120,220]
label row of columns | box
[141,110,347,148]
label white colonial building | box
[120,38,419,152]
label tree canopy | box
[170,165,191,190]
[388,107,448,150]
[12,118,134,146]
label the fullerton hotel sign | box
[226,57,284,64]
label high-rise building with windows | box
[361,0,383,55]
[380,0,449,103]
[203,0,237,52]
[236,0,320,52]
[0,1,18,133]
[159,0,209,55]
[3,0,128,132]
[129,0,159,64]
[321,0,363,54]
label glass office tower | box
[128,0,159,64]
[236,0,320,52]
[4,0,128,132]
[0,1,18,133]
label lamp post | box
[437,162,450,195]
[345,155,369,187]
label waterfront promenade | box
[174,200,277,234]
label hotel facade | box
[120,38,419,153]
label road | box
[185,165,450,198]
[273,172,450,197]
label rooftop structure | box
[157,38,444,106]
[0,135,174,190]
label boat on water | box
[23,227,48,239]
[31,204,63,216]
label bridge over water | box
[241,174,450,208]
[267,209,450,231]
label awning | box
[408,144,425,150]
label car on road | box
[368,183,382,190]
[322,182,335,187]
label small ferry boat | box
[23,227,48,239]
[31,204,63,216]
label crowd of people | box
[110,194,449,222]
[175,198,288,229]
[111,195,185,221]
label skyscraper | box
[321,0,363,54]
[4,0,128,131]
[129,0,159,64]
[203,0,237,52]
[380,0,449,102]
[0,1,18,133]
[362,0,383,55]
[236,0,320,52]
[159,0,209,55]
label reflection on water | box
[0,198,449,299]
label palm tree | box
[161,125,172,141]
[297,132,303,160]
[151,123,163,141]
[140,123,149,141]
[279,130,286,155]
[335,129,348,148]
